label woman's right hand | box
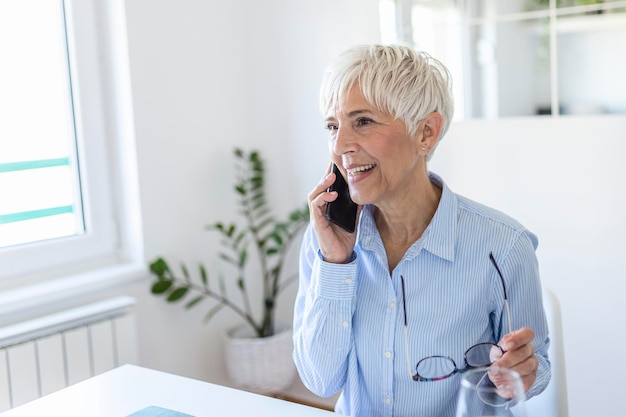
[308,169,360,264]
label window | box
[0,0,141,284]
[383,0,626,119]
[0,1,86,249]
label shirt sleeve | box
[500,229,552,399]
[292,225,357,397]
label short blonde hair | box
[319,44,454,160]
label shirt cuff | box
[312,250,357,299]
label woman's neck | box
[374,176,442,271]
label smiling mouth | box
[346,164,376,176]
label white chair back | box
[525,287,569,417]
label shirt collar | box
[422,172,456,262]
[356,172,457,262]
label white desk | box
[1,365,342,416]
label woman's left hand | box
[493,327,538,392]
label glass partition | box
[385,0,626,118]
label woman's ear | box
[419,112,444,154]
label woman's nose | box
[333,127,357,155]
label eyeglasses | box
[401,252,512,382]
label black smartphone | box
[325,163,358,233]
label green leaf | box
[265,247,279,256]
[199,264,208,287]
[203,304,225,323]
[250,191,264,203]
[250,177,263,190]
[250,196,268,208]
[274,223,288,234]
[149,258,170,277]
[180,262,190,280]
[234,230,247,246]
[185,295,204,309]
[251,159,263,170]
[269,232,283,246]
[208,222,223,231]
[167,287,189,302]
[254,216,273,232]
[237,278,245,290]
[218,253,238,265]
[238,249,248,267]
[235,185,245,195]
[151,279,172,294]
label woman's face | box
[324,84,425,207]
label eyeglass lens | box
[466,343,505,367]
[416,343,504,380]
[476,369,516,407]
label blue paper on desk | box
[126,405,195,417]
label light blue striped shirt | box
[293,173,550,417]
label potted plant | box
[148,148,309,393]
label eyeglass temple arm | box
[489,252,513,335]
[400,276,414,378]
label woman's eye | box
[356,117,373,126]
[325,124,338,131]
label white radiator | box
[0,296,138,411]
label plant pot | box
[224,322,297,394]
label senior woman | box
[292,44,550,417]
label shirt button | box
[384,350,392,359]
[342,321,349,328]
[344,278,353,284]
[384,397,392,405]
[389,301,396,309]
